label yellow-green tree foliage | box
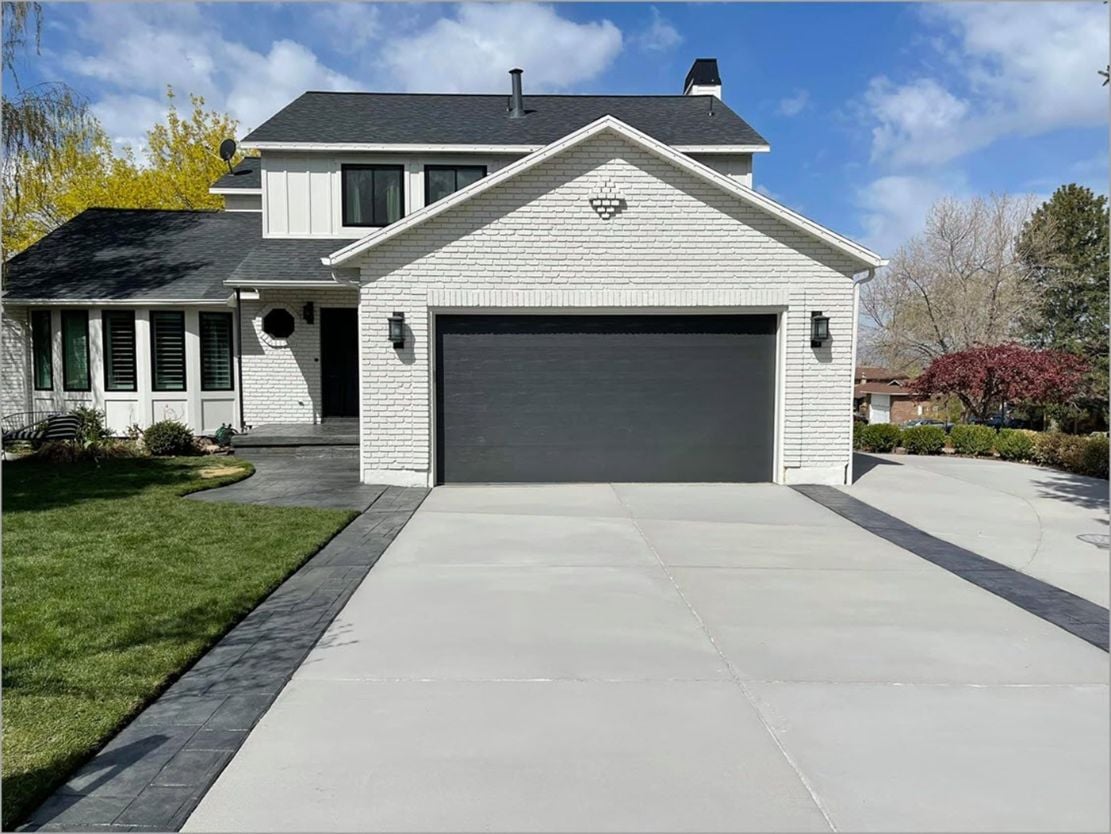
[3,87,245,256]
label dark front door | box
[320,308,358,418]
[435,314,778,484]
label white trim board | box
[322,116,886,271]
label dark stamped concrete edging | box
[794,484,1110,652]
[19,485,428,833]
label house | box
[1,59,885,486]
[854,365,932,424]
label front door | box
[320,308,358,418]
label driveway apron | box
[185,483,1109,833]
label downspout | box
[235,288,246,432]
[847,268,877,484]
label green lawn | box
[1,456,355,828]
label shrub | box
[35,439,143,463]
[71,406,111,444]
[994,429,1035,462]
[1029,432,1108,479]
[852,420,864,450]
[1032,431,1068,467]
[950,424,996,456]
[901,425,946,455]
[859,423,903,453]
[142,420,195,456]
[1080,435,1109,479]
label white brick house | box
[1,60,884,486]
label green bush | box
[1029,432,1108,479]
[950,424,996,456]
[901,425,947,455]
[852,420,864,450]
[859,423,903,453]
[70,406,111,444]
[34,439,143,463]
[142,420,195,456]
[994,429,1035,462]
[1080,435,1109,479]
[1032,431,1067,467]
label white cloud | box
[860,2,1108,168]
[310,3,381,54]
[633,7,682,53]
[379,4,623,92]
[855,174,967,256]
[59,3,359,148]
[776,88,809,117]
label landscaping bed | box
[1,456,356,828]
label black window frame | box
[424,164,487,206]
[102,309,138,392]
[150,310,187,392]
[30,309,53,391]
[60,309,91,392]
[199,311,235,392]
[340,164,406,228]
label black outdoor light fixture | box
[810,311,830,347]
[302,302,314,324]
[388,311,405,349]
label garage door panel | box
[436,315,776,483]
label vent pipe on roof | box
[509,68,525,118]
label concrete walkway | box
[186,483,1109,832]
[849,453,1110,606]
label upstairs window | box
[151,311,186,391]
[31,310,52,391]
[103,310,137,391]
[199,312,234,391]
[425,165,486,205]
[342,164,404,227]
[61,310,90,392]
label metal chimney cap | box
[509,67,523,75]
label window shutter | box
[199,312,234,391]
[103,310,137,391]
[151,311,186,391]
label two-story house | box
[2,59,885,486]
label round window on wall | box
[262,308,296,339]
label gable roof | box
[3,209,259,302]
[323,116,886,271]
[242,92,768,150]
[210,156,261,191]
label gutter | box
[235,288,246,432]
[846,267,878,484]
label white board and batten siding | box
[261,152,756,238]
[0,305,238,436]
[350,132,856,488]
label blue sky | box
[7,1,1108,255]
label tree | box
[2,2,89,213]
[1016,184,1109,418]
[3,87,244,257]
[861,194,1036,373]
[912,344,1087,421]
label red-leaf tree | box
[912,344,1087,420]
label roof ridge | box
[298,91,713,99]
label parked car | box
[967,415,1031,430]
[901,418,953,432]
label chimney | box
[509,68,525,118]
[683,58,722,99]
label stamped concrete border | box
[794,484,1109,652]
[20,486,428,833]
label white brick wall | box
[240,288,358,426]
[354,131,861,487]
[2,306,30,416]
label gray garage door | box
[435,314,777,484]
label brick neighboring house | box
[2,59,887,486]
[854,366,933,425]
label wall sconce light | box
[387,311,405,349]
[810,311,830,347]
[302,302,314,324]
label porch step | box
[231,421,358,449]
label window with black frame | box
[151,310,186,391]
[61,310,90,391]
[425,165,486,205]
[103,310,137,391]
[31,310,52,391]
[342,164,404,227]
[199,312,234,391]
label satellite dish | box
[218,138,237,173]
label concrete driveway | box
[186,482,1108,833]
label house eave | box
[1,296,233,306]
[242,141,771,155]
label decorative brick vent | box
[588,179,625,220]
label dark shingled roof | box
[243,93,768,148]
[228,237,359,285]
[211,155,261,190]
[4,209,260,301]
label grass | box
[1,456,356,829]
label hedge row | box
[853,423,1108,479]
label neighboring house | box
[854,366,932,424]
[1,59,885,486]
